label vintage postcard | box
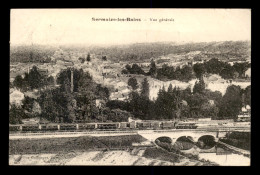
[9,9,251,166]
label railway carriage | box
[78,123,96,130]
[129,121,136,129]
[97,123,120,130]
[40,124,59,131]
[136,122,152,129]
[21,124,40,132]
[59,124,77,131]
[9,119,200,132]
[9,125,21,132]
[161,121,175,129]
[119,122,131,129]
[150,121,160,129]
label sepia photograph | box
[9,8,251,166]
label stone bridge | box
[137,128,249,143]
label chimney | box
[71,69,74,93]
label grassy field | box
[9,135,147,155]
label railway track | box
[9,126,250,135]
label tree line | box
[10,67,132,124]
[121,58,250,82]
[10,66,251,124]
[109,77,251,121]
[193,58,251,79]
[12,66,54,91]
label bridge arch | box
[174,136,195,150]
[155,136,173,144]
[197,135,217,150]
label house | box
[109,92,128,101]
[10,89,24,106]
[140,62,151,67]
[245,68,251,78]
[22,117,40,125]
[208,100,215,106]
[56,60,74,67]
[63,61,74,66]
[96,99,106,108]
[102,68,115,75]
[237,106,251,122]
[203,74,224,85]
[38,68,49,76]
[142,67,150,73]
[116,86,128,91]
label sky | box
[10,9,251,46]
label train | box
[9,120,200,132]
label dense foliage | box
[121,58,250,83]
[10,65,250,124]
[193,58,250,79]
[9,104,24,124]
[121,64,146,75]
[106,78,249,121]
[10,67,119,124]
[13,66,54,91]
[128,77,139,90]
[37,68,112,123]
[157,64,195,82]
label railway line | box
[9,126,250,140]
[9,120,250,132]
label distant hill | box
[10,45,58,63]
[89,41,250,62]
[10,41,250,63]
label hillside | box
[10,45,58,63]
[88,41,250,62]
[10,41,250,63]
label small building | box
[237,106,251,122]
[96,99,106,108]
[245,68,251,78]
[38,68,49,76]
[109,92,127,101]
[10,89,25,106]
[22,117,40,125]
[63,61,74,66]
[208,100,215,106]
